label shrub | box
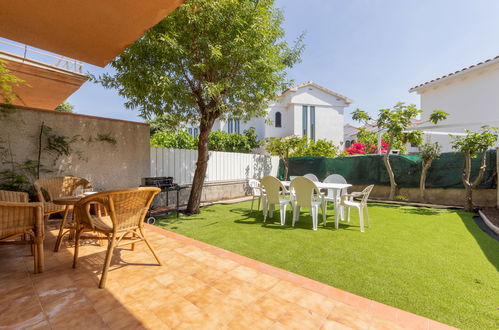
[151,127,259,153]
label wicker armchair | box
[0,190,44,273]
[0,189,29,203]
[34,176,91,252]
[72,187,162,288]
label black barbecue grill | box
[141,177,187,224]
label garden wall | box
[348,185,496,207]
[150,147,279,184]
[0,107,150,191]
[281,152,498,207]
[280,152,497,189]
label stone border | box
[145,224,456,330]
[478,210,499,235]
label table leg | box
[176,189,180,218]
[334,189,340,229]
[54,206,70,252]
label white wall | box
[150,147,279,185]
[289,85,347,145]
[418,64,499,151]
[206,83,350,145]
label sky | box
[4,0,499,125]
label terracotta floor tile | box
[49,306,108,330]
[269,280,309,303]
[343,292,372,310]
[247,293,293,321]
[151,293,202,329]
[293,288,337,317]
[191,266,226,284]
[210,273,248,294]
[0,226,452,330]
[369,316,408,330]
[0,298,47,329]
[166,274,206,297]
[153,268,185,287]
[184,284,225,308]
[125,301,170,330]
[321,319,355,330]
[327,302,373,330]
[227,308,275,329]
[100,305,144,329]
[228,265,280,291]
[277,304,326,330]
[369,301,399,323]
[203,296,248,325]
[396,309,430,330]
[175,308,225,330]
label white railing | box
[0,39,83,73]
[150,147,279,185]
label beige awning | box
[0,0,184,67]
[1,51,87,110]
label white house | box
[188,81,352,146]
[409,55,499,151]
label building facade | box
[409,55,499,151]
[188,81,352,146]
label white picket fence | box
[150,147,279,185]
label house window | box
[235,120,240,134]
[302,105,308,137]
[310,106,315,141]
[228,120,233,133]
[188,127,193,136]
[275,112,282,127]
[193,128,199,137]
[345,140,351,148]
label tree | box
[0,59,24,105]
[55,101,74,113]
[353,103,448,200]
[450,126,498,212]
[263,135,302,180]
[97,0,303,214]
[419,142,442,201]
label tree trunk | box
[464,184,473,212]
[384,136,397,200]
[419,160,432,201]
[462,151,488,212]
[186,117,216,215]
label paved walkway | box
[0,223,456,329]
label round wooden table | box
[52,195,85,252]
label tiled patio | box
[0,221,455,330]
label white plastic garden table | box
[281,180,352,229]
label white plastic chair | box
[260,176,291,225]
[289,177,326,231]
[248,179,264,212]
[303,173,319,182]
[323,174,348,220]
[340,185,374,232]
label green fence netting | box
[278,151,497,189]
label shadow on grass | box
[230,207,360,231]
[370,203,444,216]
[458,213,499,271]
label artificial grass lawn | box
[156,201,499,329]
